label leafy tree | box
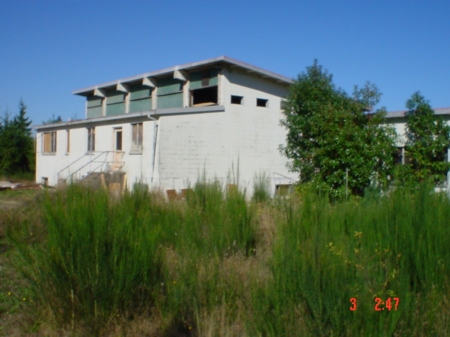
[280,61,397,198]
[0,100,35,174]
[401,92,450,184]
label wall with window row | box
[35,120,158,186]
[86,68,221,118]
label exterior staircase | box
[78,171,127,196]
[57,151,125,188]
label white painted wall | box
[36,68,297,197]
[154,68,296,196]
[36,119,158,187]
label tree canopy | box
[400,92,450,184]
[0,100,35,174]
[280,61,397,198]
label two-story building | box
[35,56,297,196]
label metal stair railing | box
[57,151,125,184]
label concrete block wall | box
[155,69,296,196]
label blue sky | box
[1,0,449,125]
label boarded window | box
[130,84,153,113]
[131,123,143,152]
[157,77,184,108]
[189,68,219,90]
[87,127,95,152]
[87,96,103,118]
[276,184,292,196]
[43,131,57,153]
[106,91,125,116]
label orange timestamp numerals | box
[350,297,399,311]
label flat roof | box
[386,107,450,119]
[73,56,293,96]
[33,105,225,131]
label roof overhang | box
[33,105,226,131]
[72,56,293,96]
[386,107,450,120]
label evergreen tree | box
[0,100,35,174]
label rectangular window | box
[257,98,268,107]
[395,147,403,165]
[189,68,219,90]
[87,127,95,152]
[131,123,143,153]
[87,96,103,118]
[404,149,412,165]
[276,184,292,196]
[129,84,153,113]
[106,91,125,116]
[43,131,57,153]
[231,95,243,105]
[157,77,184,108]
[190,86,218,107]
[115,128,123,151]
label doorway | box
[113,128,123,171]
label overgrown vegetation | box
[280,61,397,199]
[398,92,450,185]
[2,181,450,336]
[280,61,450,198]
[0,100,35,176]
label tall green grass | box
[252,183,450,336]
[7,181,450,336]
[9,180,257,335]
[11,185,163,333]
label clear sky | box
[1,0,449,125]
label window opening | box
[87,127,95,152]
[257,98,268,107]
[231,95,243,105]
[115,129,123,151]
[43,131,57,153]
[404,149,412,165]
[190,86,218,107]
[395,147,403,165]
[132,123,143,152]
[276,184,292,196]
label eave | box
[72,56,293,97]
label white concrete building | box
[386,107,450,163]
[386,107,450,189]
[35,56,297,196]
